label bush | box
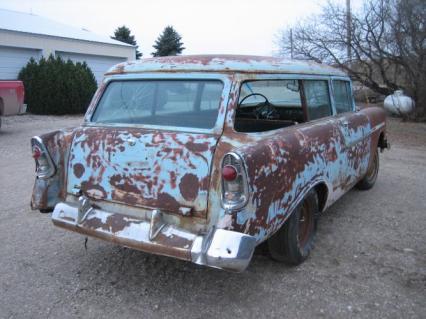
[18,55,97,115]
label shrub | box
[18,55,97,115]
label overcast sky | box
[0,0,363,57]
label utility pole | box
[290,28,294,59]
[346,0,352,63]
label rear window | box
[91,80,224,129]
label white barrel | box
[384,90,414,115]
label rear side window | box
[91,80,223,129]
[332,80,353,113]
[303,80,332,120]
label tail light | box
[31,136,56,179]
[221,152,249,210]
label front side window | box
[91,80,224,129]
[236,80,305,129]
[303,80,332,120]
[239,80,302,108]
[332,80,353,114]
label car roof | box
[106,55,347,77]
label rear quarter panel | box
[214,122,339,241]
[210,81,387,242]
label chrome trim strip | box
[368,122,385,135]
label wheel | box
[267,190,318,265]
[356,149,379,190]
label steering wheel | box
[239,93,280,120]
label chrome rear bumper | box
[52,200,256,272]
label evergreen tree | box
[111,25,142,59]
[152,26,185,57]
[18,55,97,115]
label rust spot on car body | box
[179,173,199,201]
[73,163,85,178]
[185,141,210,153]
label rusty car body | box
[30,55,389,271]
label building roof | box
[0,8,133,47]
[107,55,347,76]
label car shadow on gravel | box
[66,250,257,309]
[60,209,350,313]
[60,191,364,304]
[65,233,302,304]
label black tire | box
[267,190,318,265]
[356,149,379,190]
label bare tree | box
[277,0,426,120]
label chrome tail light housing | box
[31,136,56,179]
[221,152,249,210]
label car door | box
[331,79,371,189]
[302,79,349,194]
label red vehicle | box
[0,80,26,128]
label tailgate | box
[67,127,218,218]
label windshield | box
[91,80,224,129]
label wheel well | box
[314,183,328,212]
[262,182,329,243]
[0,97,4,116]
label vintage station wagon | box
[30,55,389,272]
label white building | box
[0,9,136,83]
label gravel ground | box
[0,114,425,319]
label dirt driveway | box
[0,115,425,319]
